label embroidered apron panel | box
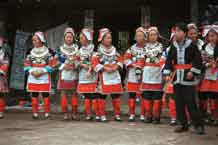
[61,70,77,81]
[102,71,121,85]
[79,68,97,84]
[28,67,49,84]
[142,66,162,84]
[127,68,138,83]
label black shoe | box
[128,115,135,122]
[145,117,152,123]
[170,119,177,126]
[174,125,189,133]
[32,115,39,120]
[95,116,101,122]
[192,125,205,135]
[85,116,93,121]
[153,118,160,124]
[114,115,122,122]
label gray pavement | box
[0,112,218,145]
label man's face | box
[175,27,186,42]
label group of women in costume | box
[0,23,217,129]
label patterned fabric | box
[0,46,9,93]
[57,43,79,90]
[92,44,123,94]
[140,42,163,91]
[24,46,57,92]
[77,44,98,93]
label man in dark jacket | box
[163,23,205,135]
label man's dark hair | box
[175,22,188,33]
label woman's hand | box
[80,64,90,70]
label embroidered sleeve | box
[124,49,133,67]
[23,54,32,72]
[116,53,123,69]
[0,53,9,75]
[92,53,103,72]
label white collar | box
[98,44,116,56]
[173,39,192,50]
[80,44,94,54]
[31,46,49,58]
[60,43,78,56]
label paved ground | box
[0,112,218,145]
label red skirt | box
[200,79,218,92]
[58,79,77,90]
[77,83,97,93]
[140,83,162,91]
[126,82,140,92]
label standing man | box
[163,23,205,134]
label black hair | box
[175,22,188,33]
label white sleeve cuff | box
[94,64,104,72]
[124,59,133,67]
[117,62,123,69]
[163,69,171,75]
[59,64,65,70]
[191,67,201,74]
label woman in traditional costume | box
[92,28,123,122]
[57,28,80,120]
[124,27,147,122]
[24,32,57,119]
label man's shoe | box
[174,125,189,133]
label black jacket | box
[163,39,202,86]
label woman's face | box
[207,31,218,44]
[135,31,145,44]
[64,33,74,45]
[187,28,198,42]
[79,34,88,46]
[148,31,158,43]
[32,35,43,48]
[102,33,112,47]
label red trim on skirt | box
[200,79,218,92]
[126,82,140,92]
[140,83,162,91]
[99,74,123,94]
[77,83,97,93]
[27,83,51,92]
